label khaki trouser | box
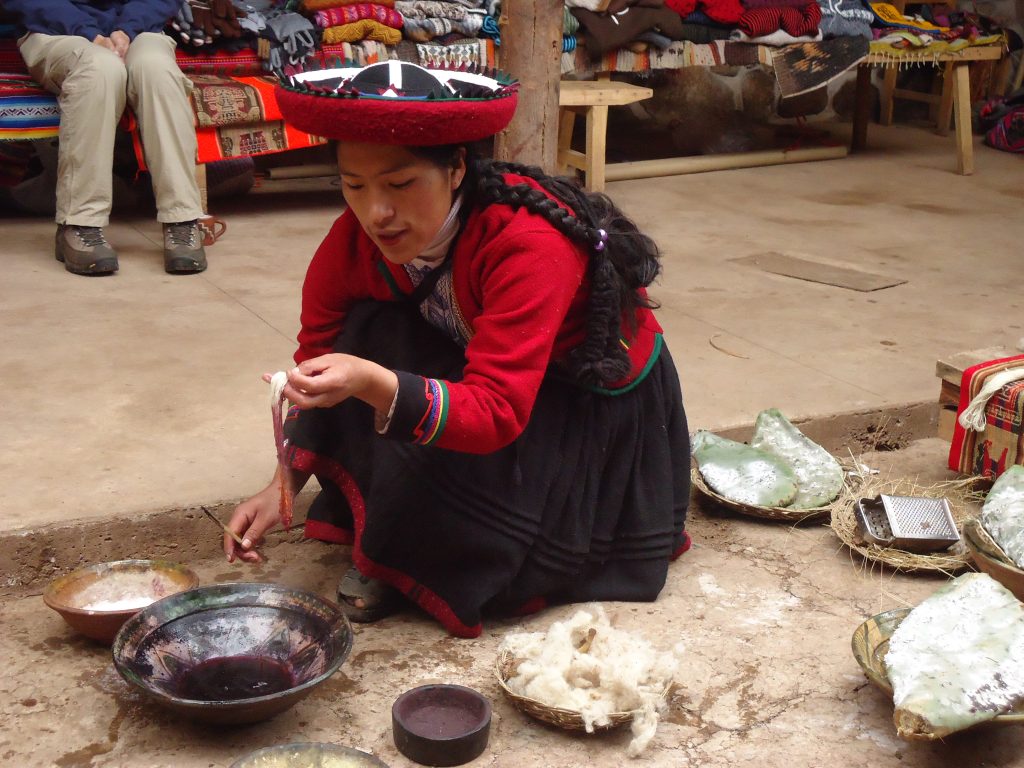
[18,31,202,227]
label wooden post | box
[851,64,872,153]
[494,0,563,172]
[953,63,974,175]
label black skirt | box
[287,301,691,637]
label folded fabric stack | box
[395,0,487,43]
[570,2,691,58]
[816,0,872,39]
[304,0,403,45]
[664,0,743,25]
[567,0,751,60]
[300,0,402,46]
[867,2,1005,55]
[731,0,822,44]
[563,6,579,54]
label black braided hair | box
[410,145,662,387]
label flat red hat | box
[275,61,519,145]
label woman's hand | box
[225,482,282,563]
[265,354,398,414]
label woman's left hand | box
[264,354,398,413]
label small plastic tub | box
[392,684,491,767]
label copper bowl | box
[43,559,200,644]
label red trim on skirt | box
[671,531,692,561]
[291,445,483,638]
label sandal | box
[337,566,403,623]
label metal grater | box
[854,494,960,552]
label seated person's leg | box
[19,33,124,275]
[125,32,206,275]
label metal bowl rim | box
[229,742,389,768]
[111,582,353,709]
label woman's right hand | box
[225,481,282,563]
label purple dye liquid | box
[403,704,480,738]
[175,655,294,701]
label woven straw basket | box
[830,475,981,573]
[691,468,834,522]
[495,648,661,732]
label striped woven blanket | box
[950,354,1024,478]
[0,75,59,140]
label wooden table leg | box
[952,63,974,175]
[879,66,898,125]
[852,65,872,153]
[585,104,608,192]
[557,109,575,175]
[936,61,955,136]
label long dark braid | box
[412,146,662,387]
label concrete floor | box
[1,123,1023,766]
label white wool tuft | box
[500,605,682,757]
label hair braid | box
[410,145,661,387]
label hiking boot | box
[163,220,207,274]
[54,225,119,276]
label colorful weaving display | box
[0,75,59,140]
[315,4,403,29]
[195,119,326,163]
[322,19,403,44]
[950,354,1024,478]
[416,37,495,69]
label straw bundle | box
[830,474,984,573]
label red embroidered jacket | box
[296,174,665,454]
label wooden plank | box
[585,104,608,192]
[865,45,1003,65]
[935,347,1018,385]
[939,379,961,408]
[558,81,653,107]
[879,66,898,125]
[730,252,906,292]
[893,88,941,104]
[604,145,848,181]
[938,405,957,442]
[557,109,576,174]
[953,62,974,174]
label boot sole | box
[55,243,119,276]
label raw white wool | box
[500,604,682,757]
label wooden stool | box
[877,0,955,133]
[557,80,653,192]
[852,45,1003,175]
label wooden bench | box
[557,79,653,192]
[851,45,1004,175]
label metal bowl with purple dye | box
[112,582,353,725]
[43,559,200,644]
